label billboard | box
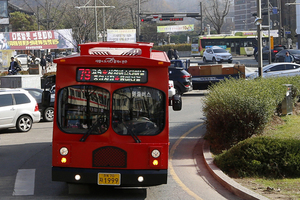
[157,24,194,33]
[106,29,136,43]
[0,29,76,50]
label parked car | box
[255,45,286,62]
[14,54,29,65]
[246,63,300,79]
[275,49,300,64]
[168,66,193,95]
[203,46,233,63]
[0,88,40,132]
[24,88,55,122]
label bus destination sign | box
[77,68,148,83]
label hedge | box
[203,76,300,152]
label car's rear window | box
[14,93,31,104]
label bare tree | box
[203,0,231,34]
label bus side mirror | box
[172,94,182,111]
[42,91,51,108]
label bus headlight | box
[60,147,69,156]
[151,149,160,158]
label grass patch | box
[264,115,300,140]
[223,108,300,199]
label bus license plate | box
[97,173,121,186]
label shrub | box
[153,43,191,52]
[0,71,8,76]
[202,76,299,152]
[42,72,56,78]
[214,137,300,178]
[19,71,29,75]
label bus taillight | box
[149,147,162,168]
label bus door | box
[49,42,181,187]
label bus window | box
[57,85,110,134]
[112,86,165,136]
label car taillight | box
[34,103,39,112]
[181,75,190,79]
[273,50,278,53]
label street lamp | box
[75,0,115,42]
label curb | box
[202,140,270,200]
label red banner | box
[0,29,76,50]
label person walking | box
[8,57,18,75]
[173,49,179,60]
[167,48,174,60]
[284,51,294,63]
[46,52,53,69]
[40,55,47,75]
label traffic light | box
[280,29,284,37]
[159,17,183,21]
[141,18,152,22]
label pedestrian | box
[284,51,294,63]
[40,55,47,74]
[173,49,179,60]
[8,57,19,75]
[46,52,53,69]
[167,48,174,60]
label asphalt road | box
[0,90,243,200]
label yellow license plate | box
[97,173,121,186]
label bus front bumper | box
[52,167,167,187]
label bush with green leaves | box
[203,76,300,152]
[153,43,191,52]
[214,137,300,178]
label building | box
[234,0,257,31]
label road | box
[0,90,243,200]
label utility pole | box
[138,0,140,42]
[257,0,263,77]
[95,0,98,42]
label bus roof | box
[54,42,170,66]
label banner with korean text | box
[0,29,76,50]
[157,24,194,33]
[107,29,136,43]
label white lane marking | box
[13,169,35,196]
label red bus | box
[47,42,181,187]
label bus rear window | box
[112,86,165,136]
[57,85,110,134]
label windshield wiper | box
[122,122,141,143]
[80,117,107,142]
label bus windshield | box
[57,85,110,134]
[112,86,165,136]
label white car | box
[14,54,29,65]
[246,63,300,79]
[203,46,233,63]
[0,88,40,132]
